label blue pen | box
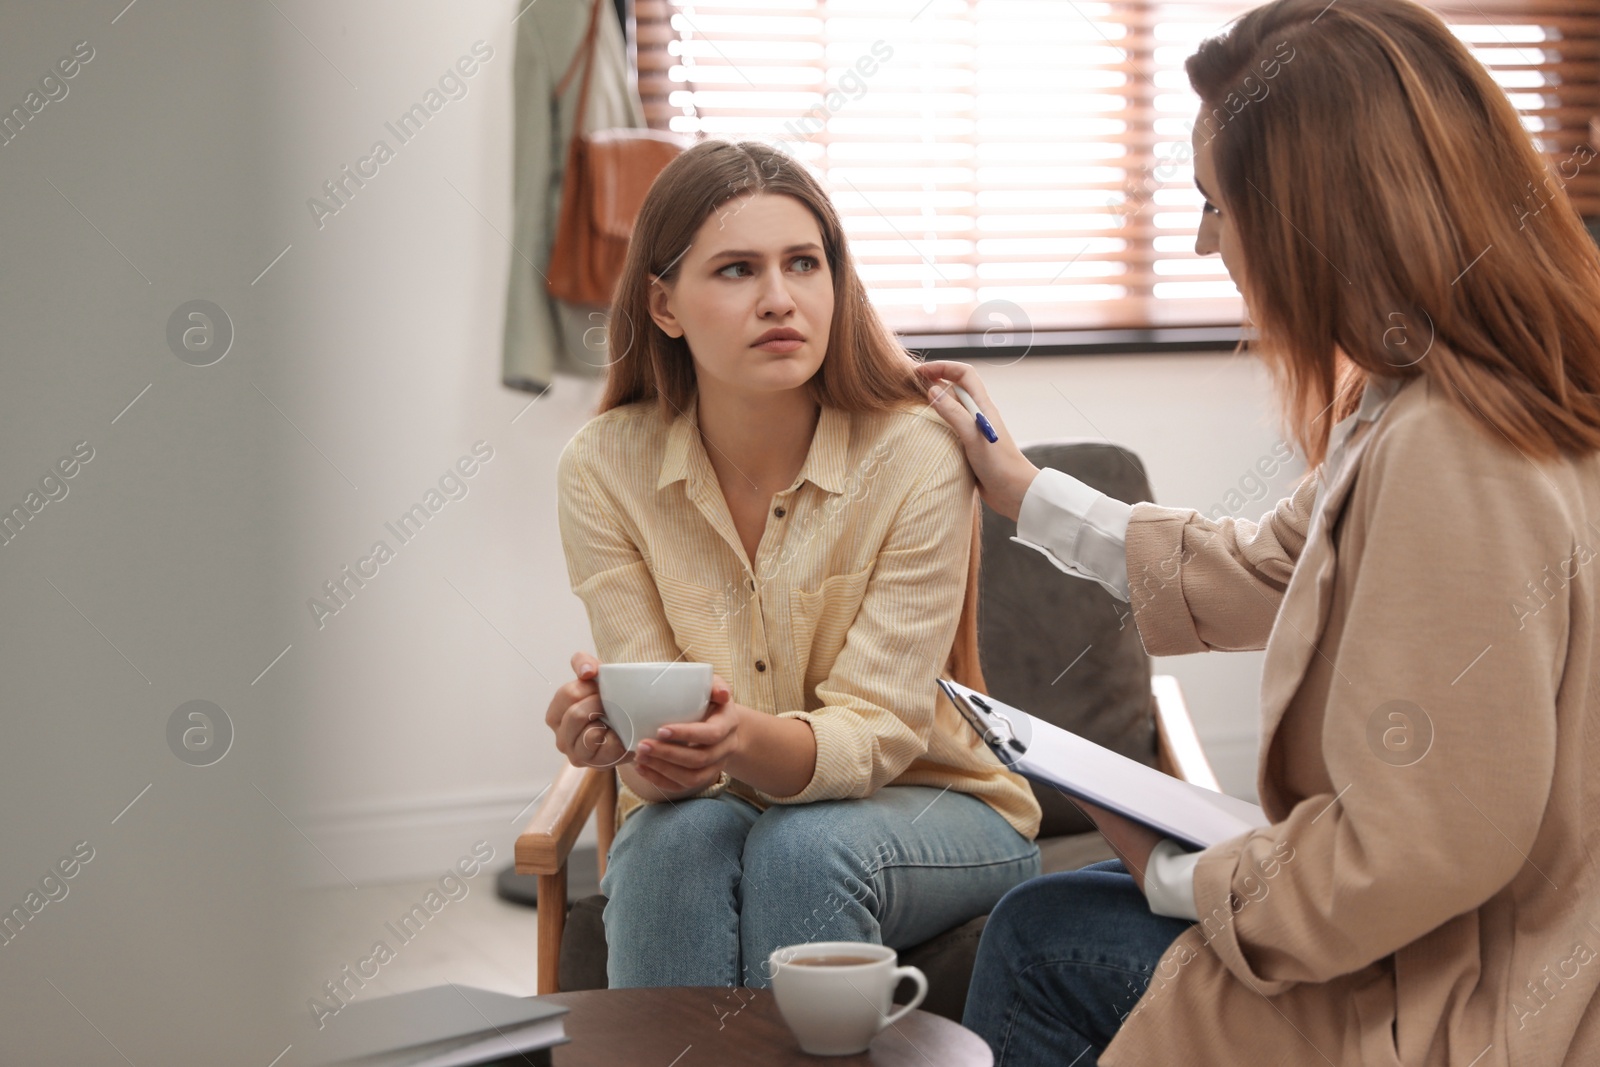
[950,383,999,444]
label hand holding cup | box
[545,654,733,785]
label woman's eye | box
[1202,200,1221,218]
[718,257,819,277]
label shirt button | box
[773,506,786,518]
[755,659,767,672]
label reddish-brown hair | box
[1188,0,1600,466]
[600,139,987,694]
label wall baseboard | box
[299,784,584,889]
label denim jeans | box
[962,860,1194,1066]
[599,785,1041,989]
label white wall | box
[273,1,1303,888]
[266,0,617,888]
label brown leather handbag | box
[545,0,684,308]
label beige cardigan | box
[1105,376,1600,1066]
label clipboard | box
[939,678,1267,850]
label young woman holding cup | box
[543,139,1042,989]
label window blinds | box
[633,0,1598,334]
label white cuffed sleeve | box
[1144,837,1201,921]
[1011,467,1133,602]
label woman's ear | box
[646,275,684,339]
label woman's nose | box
[756,270,797,315]
[1195,215,1220,258]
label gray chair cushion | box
[559,895,609,993]
[978,440,1158,837]
[897,915,988,1022]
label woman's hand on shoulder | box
[631,673,741,795]
[546,651,632,770]
[914,360,1041,522]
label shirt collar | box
[1310,374,1408,521]
[656,399,699,491]
[799,405,851,494]
[1324,374,1405,459]
[657,397,852,496]
[1355,373,1404,423]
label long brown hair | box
[1188,0,1600,466]
[602,139,923,418]
[600,139,988,693]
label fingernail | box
[638,742,652,755]
[658,727,673,739]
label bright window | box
[634,0,1598,334]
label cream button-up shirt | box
[557,396,1041,839]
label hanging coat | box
[501,0,646,393]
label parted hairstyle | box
[598,139,987,700]
[1188,0,1600,467]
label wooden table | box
[539,986,993,1065]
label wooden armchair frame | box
[517,673,1218,994]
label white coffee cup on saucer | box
[596,662,713,751]
[767,941,929,1056]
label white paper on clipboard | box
[939,678,1267,850]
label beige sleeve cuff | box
[750,711,848,806]
[1125,502,1210,656]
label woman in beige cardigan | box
[918,1,1600,1064]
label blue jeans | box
[599,785,1041,989]
[962,860,1194,1066]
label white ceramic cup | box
[768,941,929,1056]
[596,662,713,751]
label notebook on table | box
[307,984,569,1067]
[938,678,1267,850]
